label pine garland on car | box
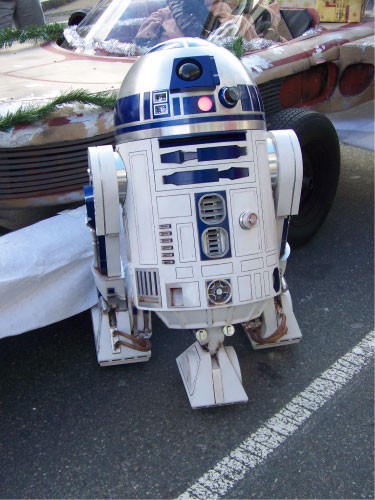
[223,36,245,58]
[0,89,117,132]
[0,23,65,49]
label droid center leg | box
[177,326,248,409]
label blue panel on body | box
[273,267,280,293]
[164,169,218,185]
[115,94,140,126]
[194,190,231,261]
[163,167,249,186]
[160,145,246,164]
[97,235,108,275]
[280,217,289,258]
[197,145,247,162]
[158,131,247,148]
[84,185,95,229]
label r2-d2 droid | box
[84,38,303,408]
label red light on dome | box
[198,96,213,112]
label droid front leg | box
[86,145,151,366]
[242,289,302,350]
[177,326,248,409]
[243,129,303,350]
[91,297,151,366]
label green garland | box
[0,23,65,49]
[223,36,245,59]
[0,89,117,132]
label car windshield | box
[63,0,320,57]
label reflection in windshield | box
[63,0,319,57]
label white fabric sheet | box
[0,206,97,339]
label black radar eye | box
[224,86,240,105]
[219,86,240,108]
[177,60,202,81]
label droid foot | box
[177,341,248,409]
[243,291,302,350]
[91,303,151,366]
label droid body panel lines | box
[85,38,303,408]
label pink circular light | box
[197,96,213,112]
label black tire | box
[267,108,340,247]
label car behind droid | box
[84,38,303,408]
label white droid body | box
[85,38,303,408]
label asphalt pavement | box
[0,142,373,499]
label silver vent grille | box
[207,279,232,305]
[201,227,229,258]
[198,193,226,225]
[136,269,161,306]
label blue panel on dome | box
[143,92,151,120]
[255,86,265,112]
[173,97,181,116]
[115,94,140,126]
[248,85,261,112]
[170,55,220,92]
[187,40,209,47]
[148,40,185,53]
[238,84,252,112]
[183,96,216,115]
[152,90,170,118]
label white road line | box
[177,331,374,500]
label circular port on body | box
[207,279,232,305]
[239,211,258,229]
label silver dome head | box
[114,38,265,143]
